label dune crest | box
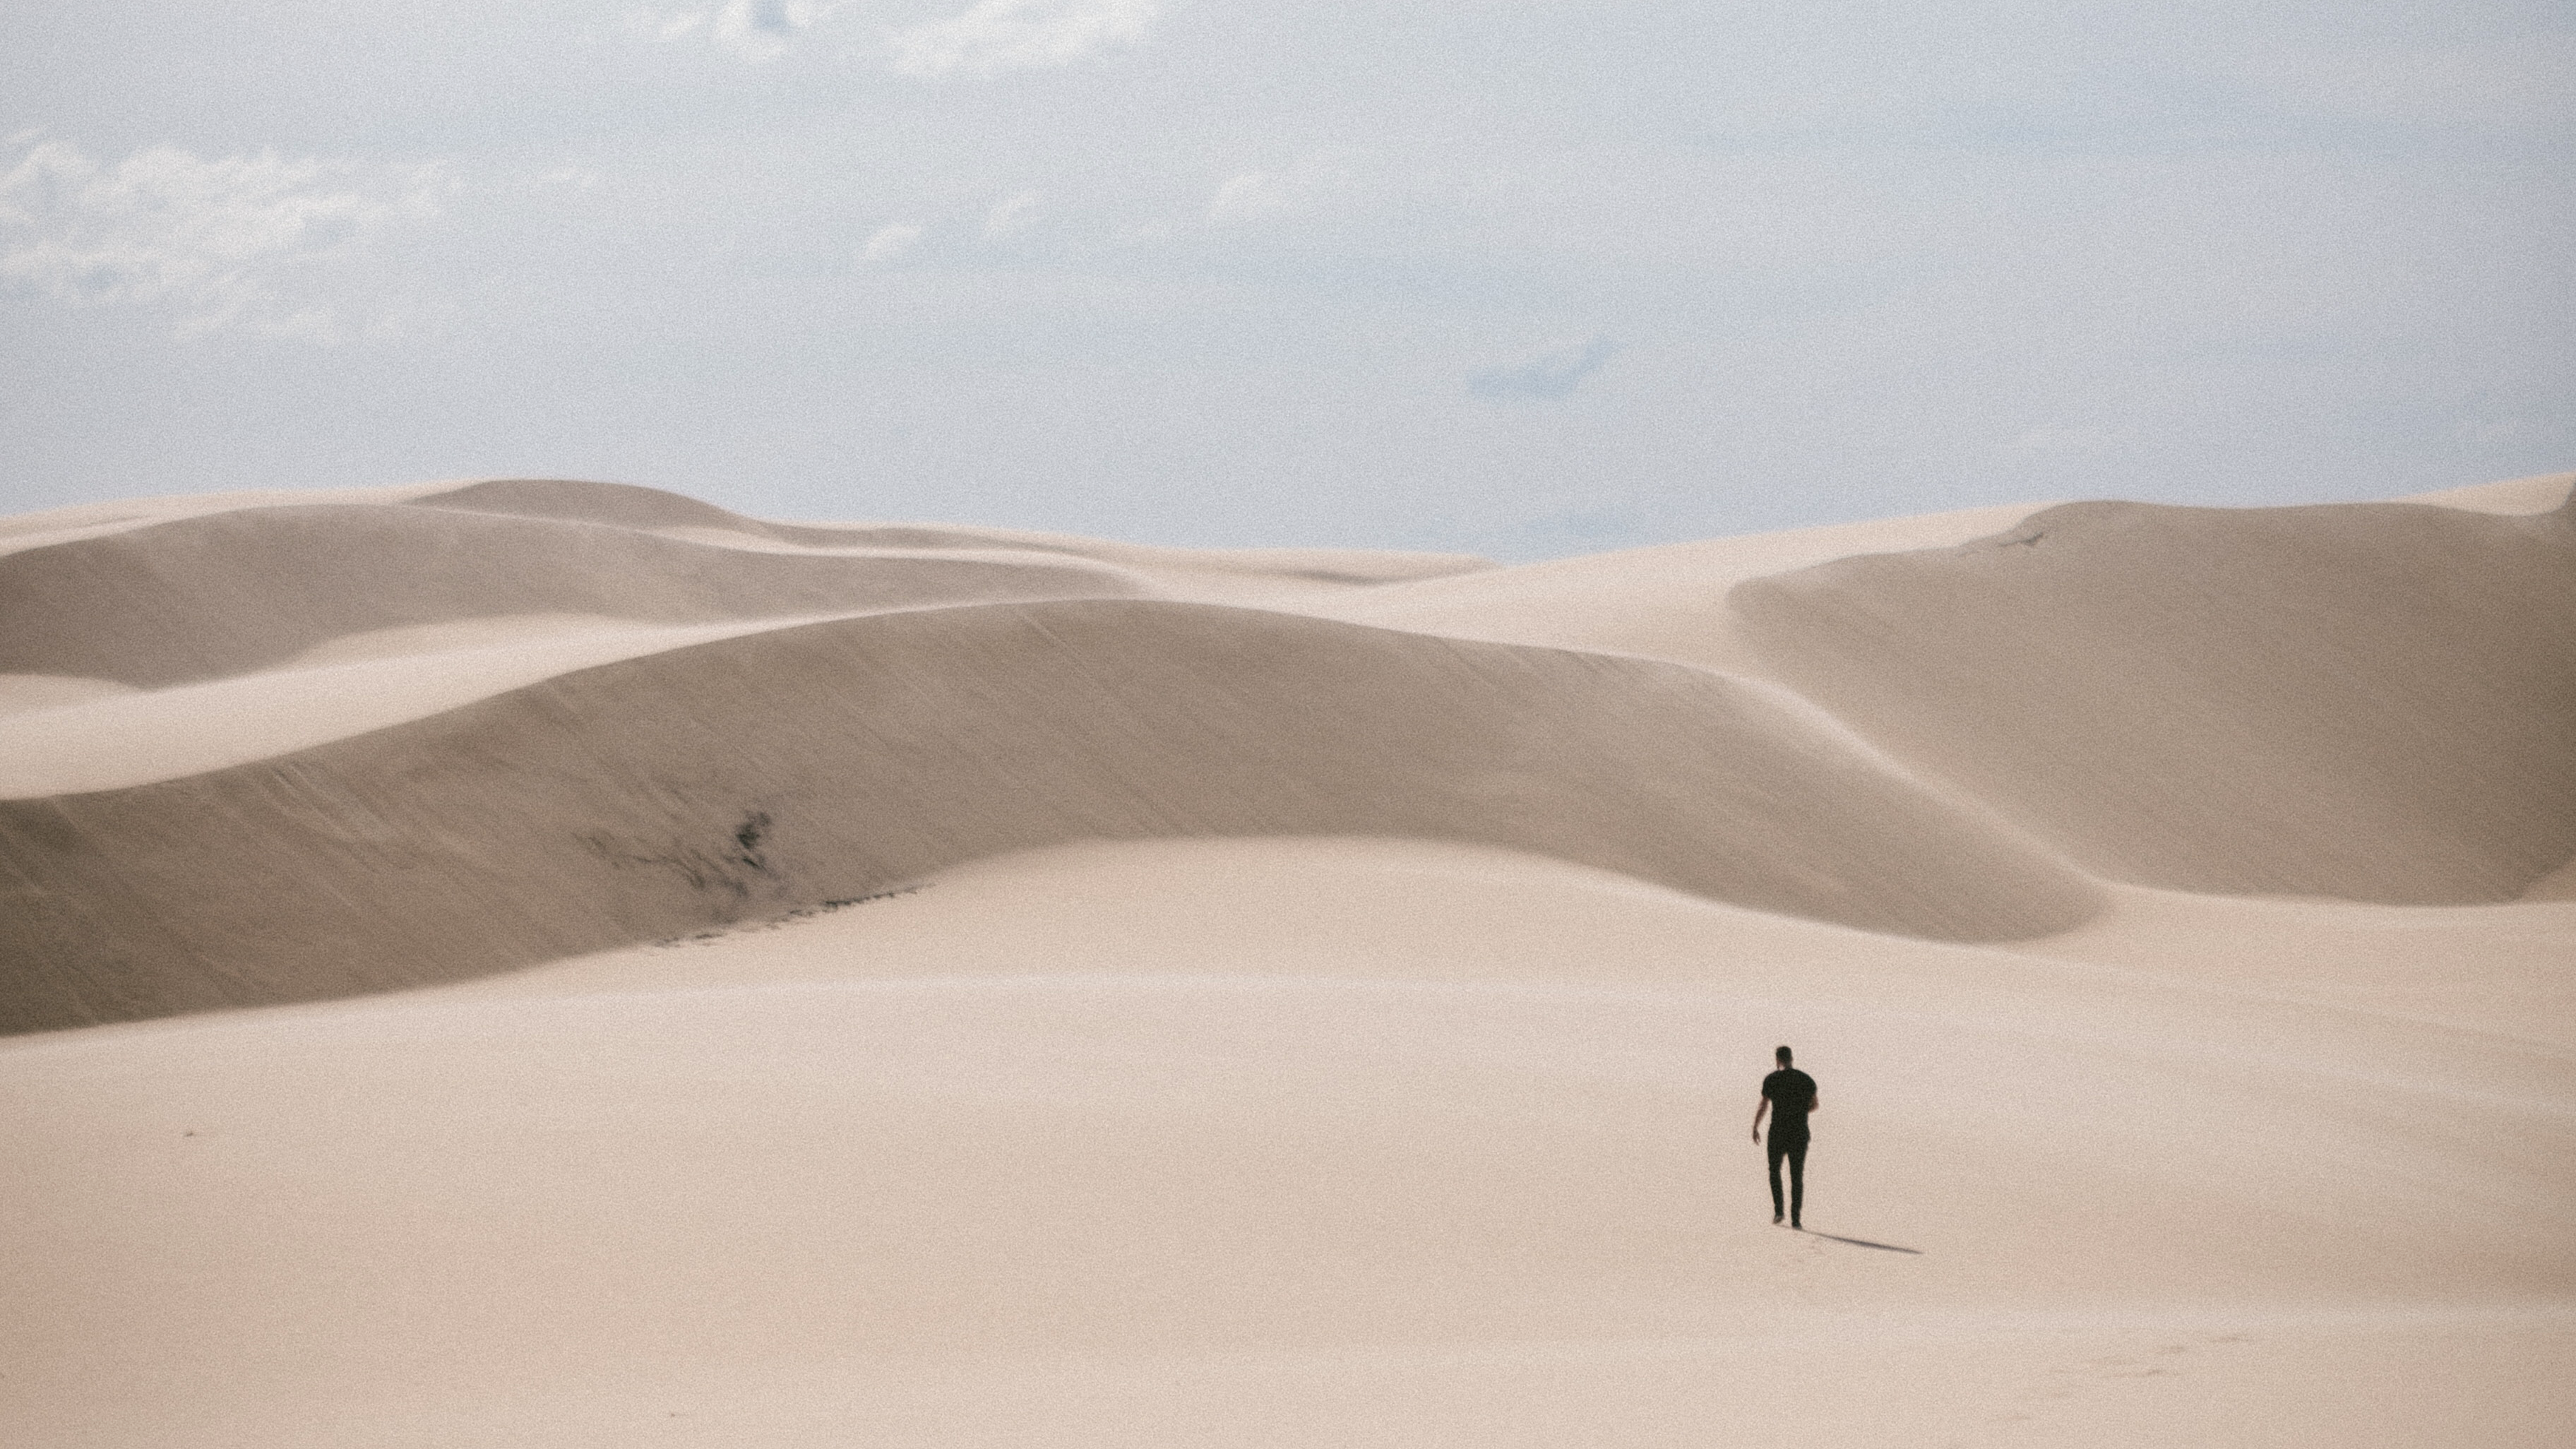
[2399,469,2575,515]
[4,475,2572,1445]
[1280,502,2049,677]
[415,478,1494,590]
[0,599,2103,1034]
[0,614,861,797]
[0,501,1154,688]
[1731,494,2576,902]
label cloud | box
[714,0,803,59]
[1467,338,1621,402]
[982,190,1040,239]
[1206,171,1292,224]
[638,0,1156,76]
[861,222,924,263]
[638,0,847,61]
[1205,155,1349,225]
[888,0,1159,79]
[0,138,442,342]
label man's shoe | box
[1772,1212,1784,1224]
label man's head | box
[1775,1045,1793,1067]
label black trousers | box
[1767,1132,1808,1224]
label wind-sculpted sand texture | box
[6,837,2570,1447]
[3,477,2570,1447]
[0,501,1157,688]
[415,477,1496,587]
[0,600,2103,1034]
[1280,503,2053,677]
[1731,494,2576,902]
[0,614,857,797]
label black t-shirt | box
[1763,1068,1817,1139]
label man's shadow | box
[1794,1228,1922,1254]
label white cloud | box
[1206,171,1292,224]
[640,8,706,41]
[638,0,1157,76]
[861,222,924,263]
[0,138,443,343]
[1467,338,1621,402]
[982,190,1040,239]
[889,0,1158,79]
[1204,155,1349,226]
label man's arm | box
[1751,1096,1769,1143]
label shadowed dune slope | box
[412,477,902,546]
[1731,496,2576,902]
[1282,503,2048,678]
[414,478,1493,586]
[0,600,2103,1033]
[0,503,1150,688]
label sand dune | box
[1280,501,2049,677]
[416,477,1495,592]
[2399,468,2575,514]
[2526,853,2576,900]
[0,501,1159,688]
[0,672,139,717]
[4,474,2570,1447]
[0,479,455,554]
[1732,494,2576,902]
[0,480,1493,790]
[0,600,2102,1034]
[0,614,849,795]
[6,837,2568,1447]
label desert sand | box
[2,472,2570,1446]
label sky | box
[3,1,2569,559]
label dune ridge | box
[2399,468,2575,514]
[0,480,457,554]
[0,614,853,797]
[414,477,1494,587]
[0,502,1163,689]
[1278,502,2052,679]
[1731,494,2576,902]
[4,475,2572,1447]
[4,476,2569,1037]
[0,599,2106,1034]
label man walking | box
[1751,1045,1818,1228]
